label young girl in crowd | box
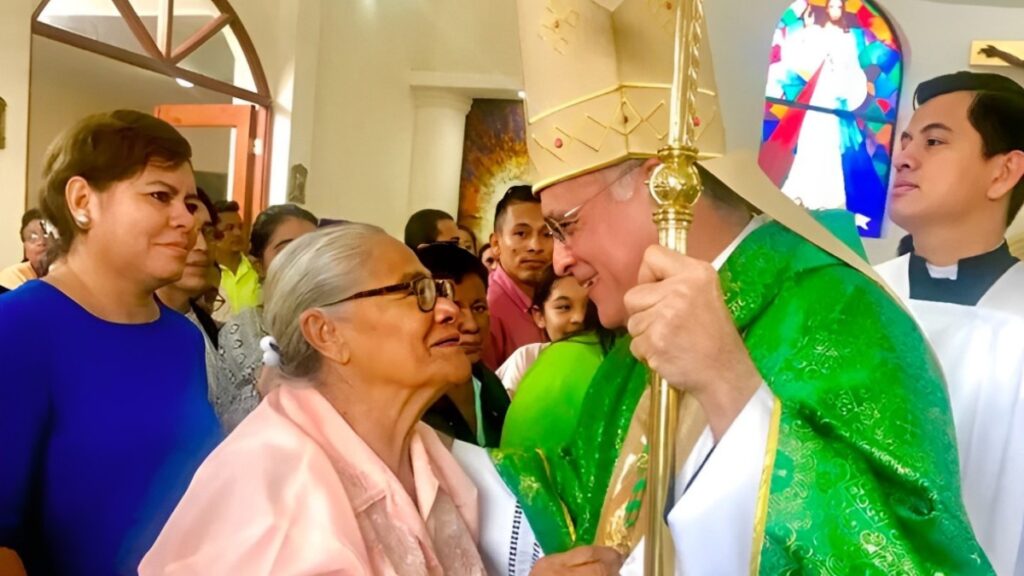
[498,268,620,452]
[497,267,598,390]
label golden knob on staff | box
[645,0,706,574]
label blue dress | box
[0,281,223,575]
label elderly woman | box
[141,223,487,574]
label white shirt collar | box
[925,262,959,280]
[711,215,768,271]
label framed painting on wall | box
[457,99,530,247]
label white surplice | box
[877,255,1024,576]
[620,385,775,576]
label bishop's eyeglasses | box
[543,161,644,244]
[325,276,456,313]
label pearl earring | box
[75,213,90,227]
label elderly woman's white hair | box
[261,222,390,378]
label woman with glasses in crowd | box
[141,223,488,574]
[0,209,53,291]
[216,203,318,431]
[0,110,221,576]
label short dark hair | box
[915,71,1024,227]
[494,185,538,232]
[194,187,218,227]
[416,242,490,290]
[40,109,192,253]
[20,208,43,239]
[250,204,318,259]
[404,209,454,248]
[214,200,240,215]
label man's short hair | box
[494,185,538,232]
[915,71,1024,227]
[404,209,454,248]
[416,242,490,289]
[213,200,240,215]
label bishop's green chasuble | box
[492,211,992,574]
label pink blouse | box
[140,384,485,575]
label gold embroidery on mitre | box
[646,0,677,34]
[540,0,580,54]
[516,0,726,190]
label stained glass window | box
[758,0,902,238]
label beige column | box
[407,87,472,216]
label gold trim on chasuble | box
[595,391,707,555]
[749,398,783,575]
[537,449,578,543]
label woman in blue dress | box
[0,110,222,575]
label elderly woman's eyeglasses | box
[327,276,456,313]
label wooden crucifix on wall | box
[971,41,1024,69]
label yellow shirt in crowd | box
[0,262,37,291]
[220,256,262,314]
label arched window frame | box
[31,0,271,107]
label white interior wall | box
[304,0,522,236]
[230,0,323,207]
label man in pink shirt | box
[483,185,553,369]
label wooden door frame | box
[154,103,270,227]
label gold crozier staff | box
[644,0,707,574]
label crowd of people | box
[0,65,1021,576]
